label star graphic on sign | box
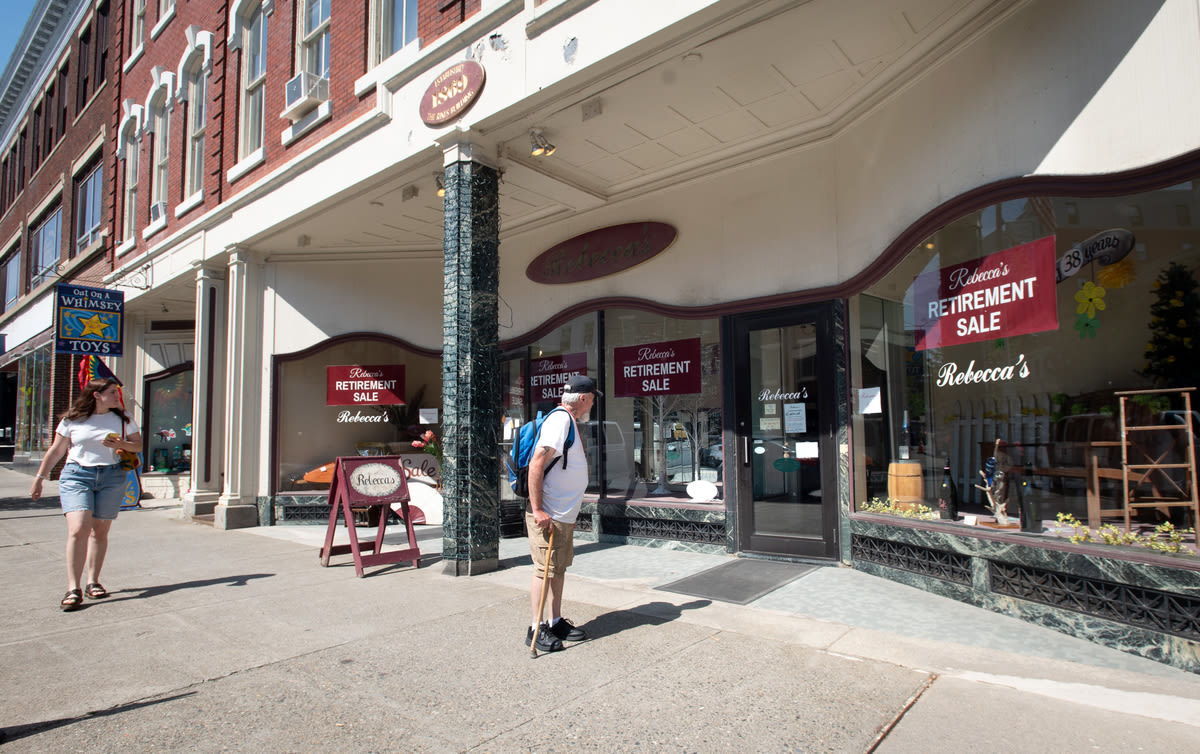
[78,314,110,337]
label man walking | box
[525,374,599,653]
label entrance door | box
[728,306,838,559]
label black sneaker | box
[525,623,564,652]
[550,617,588,642]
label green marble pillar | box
[440,156,501,576]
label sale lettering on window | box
[530,352,588,402]
[613,338,702,397]
[912,236,1059,351]
[326,364,405,406]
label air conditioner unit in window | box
[283,72,330,121]
[149,201,167,224]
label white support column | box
[215,247,263,529]
[184,261,226,517]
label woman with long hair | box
[30,378,142,611]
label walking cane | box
[530,524,556,658]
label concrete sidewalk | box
[2,465,1199,752]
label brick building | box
[4,0,1200,670]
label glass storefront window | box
[853,185,1200,540]
[144,366,193,473]
[275,337,441,493]
[500,310,723,504]
[17,344,53,454]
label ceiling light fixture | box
[530,128,555,157]
[435,174,446,198]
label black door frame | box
[724,303,839,559]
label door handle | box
[742,435,750,467]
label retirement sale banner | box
[613,337,702,397]
[912,236,1058,351]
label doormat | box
[656,558,816,605]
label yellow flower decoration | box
[1095,257,1136,289]
[1075,281,1107,319]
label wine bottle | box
[938,460,958,520]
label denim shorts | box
[58,462,128,520]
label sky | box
[0,0,41,76]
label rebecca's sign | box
[530,352,587,402]
[420,61,485,126]
[912,236,1058,351]
[55,284,124,355]
[526,222,676,284]
[326,365,405,406]
[613,338,702,397]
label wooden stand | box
[1117,387,1199,531]
[319,456,421,577]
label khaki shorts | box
[526,512,574,579]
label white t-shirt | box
[56,411,141,467]
[536,407,588,524]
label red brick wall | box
[419,0,482,48]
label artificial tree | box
[1141,262,1200,389]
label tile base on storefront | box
[848,515,1200,673]
[579,500,729,554]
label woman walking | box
[30,378,142,611]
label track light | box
[530,128,555,157]
[435,174,446,198]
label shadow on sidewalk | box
[0,691,197,745]
[103,573,275,601]
[580,599,712,641]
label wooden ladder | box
[1115,387,1199,531]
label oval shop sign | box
[526,222,677,284]
[420,61,486,127]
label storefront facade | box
[82,0,1200,669]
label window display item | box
[937,460,958,520]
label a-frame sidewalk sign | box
[319,455,421,577]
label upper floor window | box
[122,133,139,241]
[240,7,268,157]
[299,0,331,78]
[30,206,62,286]
[132,0,147,51]
[185,68,207,198]
[150,101,171,209]
[372,0,418,64]
[2,250,20,312]
[75,160,104,252]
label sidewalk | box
[2,464,1199,752]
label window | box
[299,0,331,78]
[240,7,267,157]
[30,206,62,286]
[144,365,193,473]
[184,68,206,198]
[122,133,139,240]
[158,0,175,17]
[851,184,1200,539]
[16,344,53,453]
[150,101,170,208]
[75,161,103,252]
[2,250,20,312]
[131,0,146,52]
[372,0,418,64]
[77,24,91,111]
[94,2,109,96]
[56,65,69,140]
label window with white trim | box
[132,0,146,51]
[299,0,331,78]
[372,0,418,65]
[122,133,139,241]
[240,6,267,157]
[74,160,103,253]
[185,68,207,198]
[30,206,62,286]
[158,0,175,17]
[151,100,170,208]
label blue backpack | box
[506,407,576,497]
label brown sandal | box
[84,583,109,599]
[61,589,83,611]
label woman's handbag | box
[118,424,140,471]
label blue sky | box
[0,0,40,75]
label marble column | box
[440,139,501,576]
[215,247,261,529]
[184,262,226,518]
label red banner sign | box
[613,338,702,398]
[326,364,405,406]
[530,353,587,402]
[913,236,1058,351]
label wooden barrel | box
[887,461,924,511]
